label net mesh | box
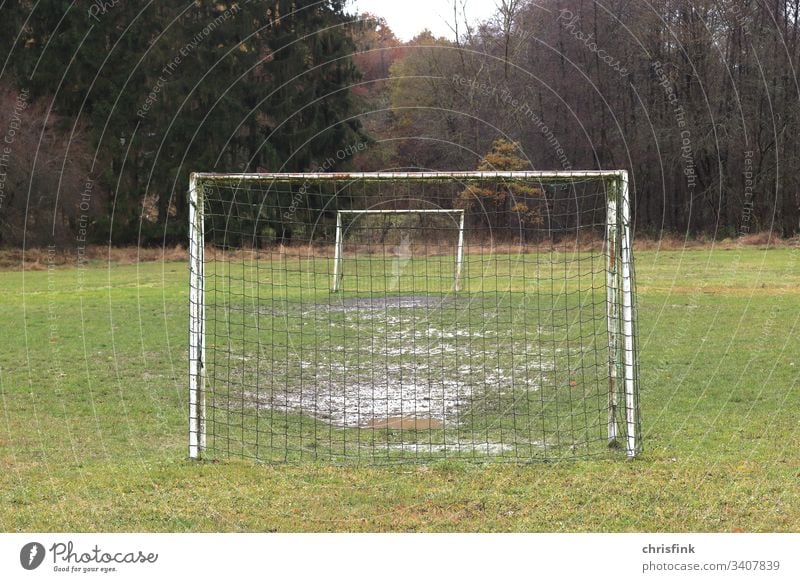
[192,174,639,463]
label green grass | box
[1,246,799,531]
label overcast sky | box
[346,0,500,42]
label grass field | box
[1,244,799,531]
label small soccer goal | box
[188,171,640,463]
[331,209,465,293]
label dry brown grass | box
[1,232,794,271]
[0,245,188,271]
[635,231,797,251]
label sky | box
[346,0,500,42]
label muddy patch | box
[333,295,457,311]
[223,293,579,457]
[249,371,471,428]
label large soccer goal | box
[188,171,640,463]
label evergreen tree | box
[458,138,542,235]
[3,0,366,245]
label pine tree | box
[4,0,367,245]
[458,138,542,236]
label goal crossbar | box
[337,209,465,214]
[191,170,627,183]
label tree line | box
[0,0,365,247]
[1,0,798,248]
[384,0,800,238]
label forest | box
[0,0,798,247]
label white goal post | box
[331,209,466,293]
[188,170,641,461]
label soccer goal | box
[188,171,640,463]
[331,209,465,293]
